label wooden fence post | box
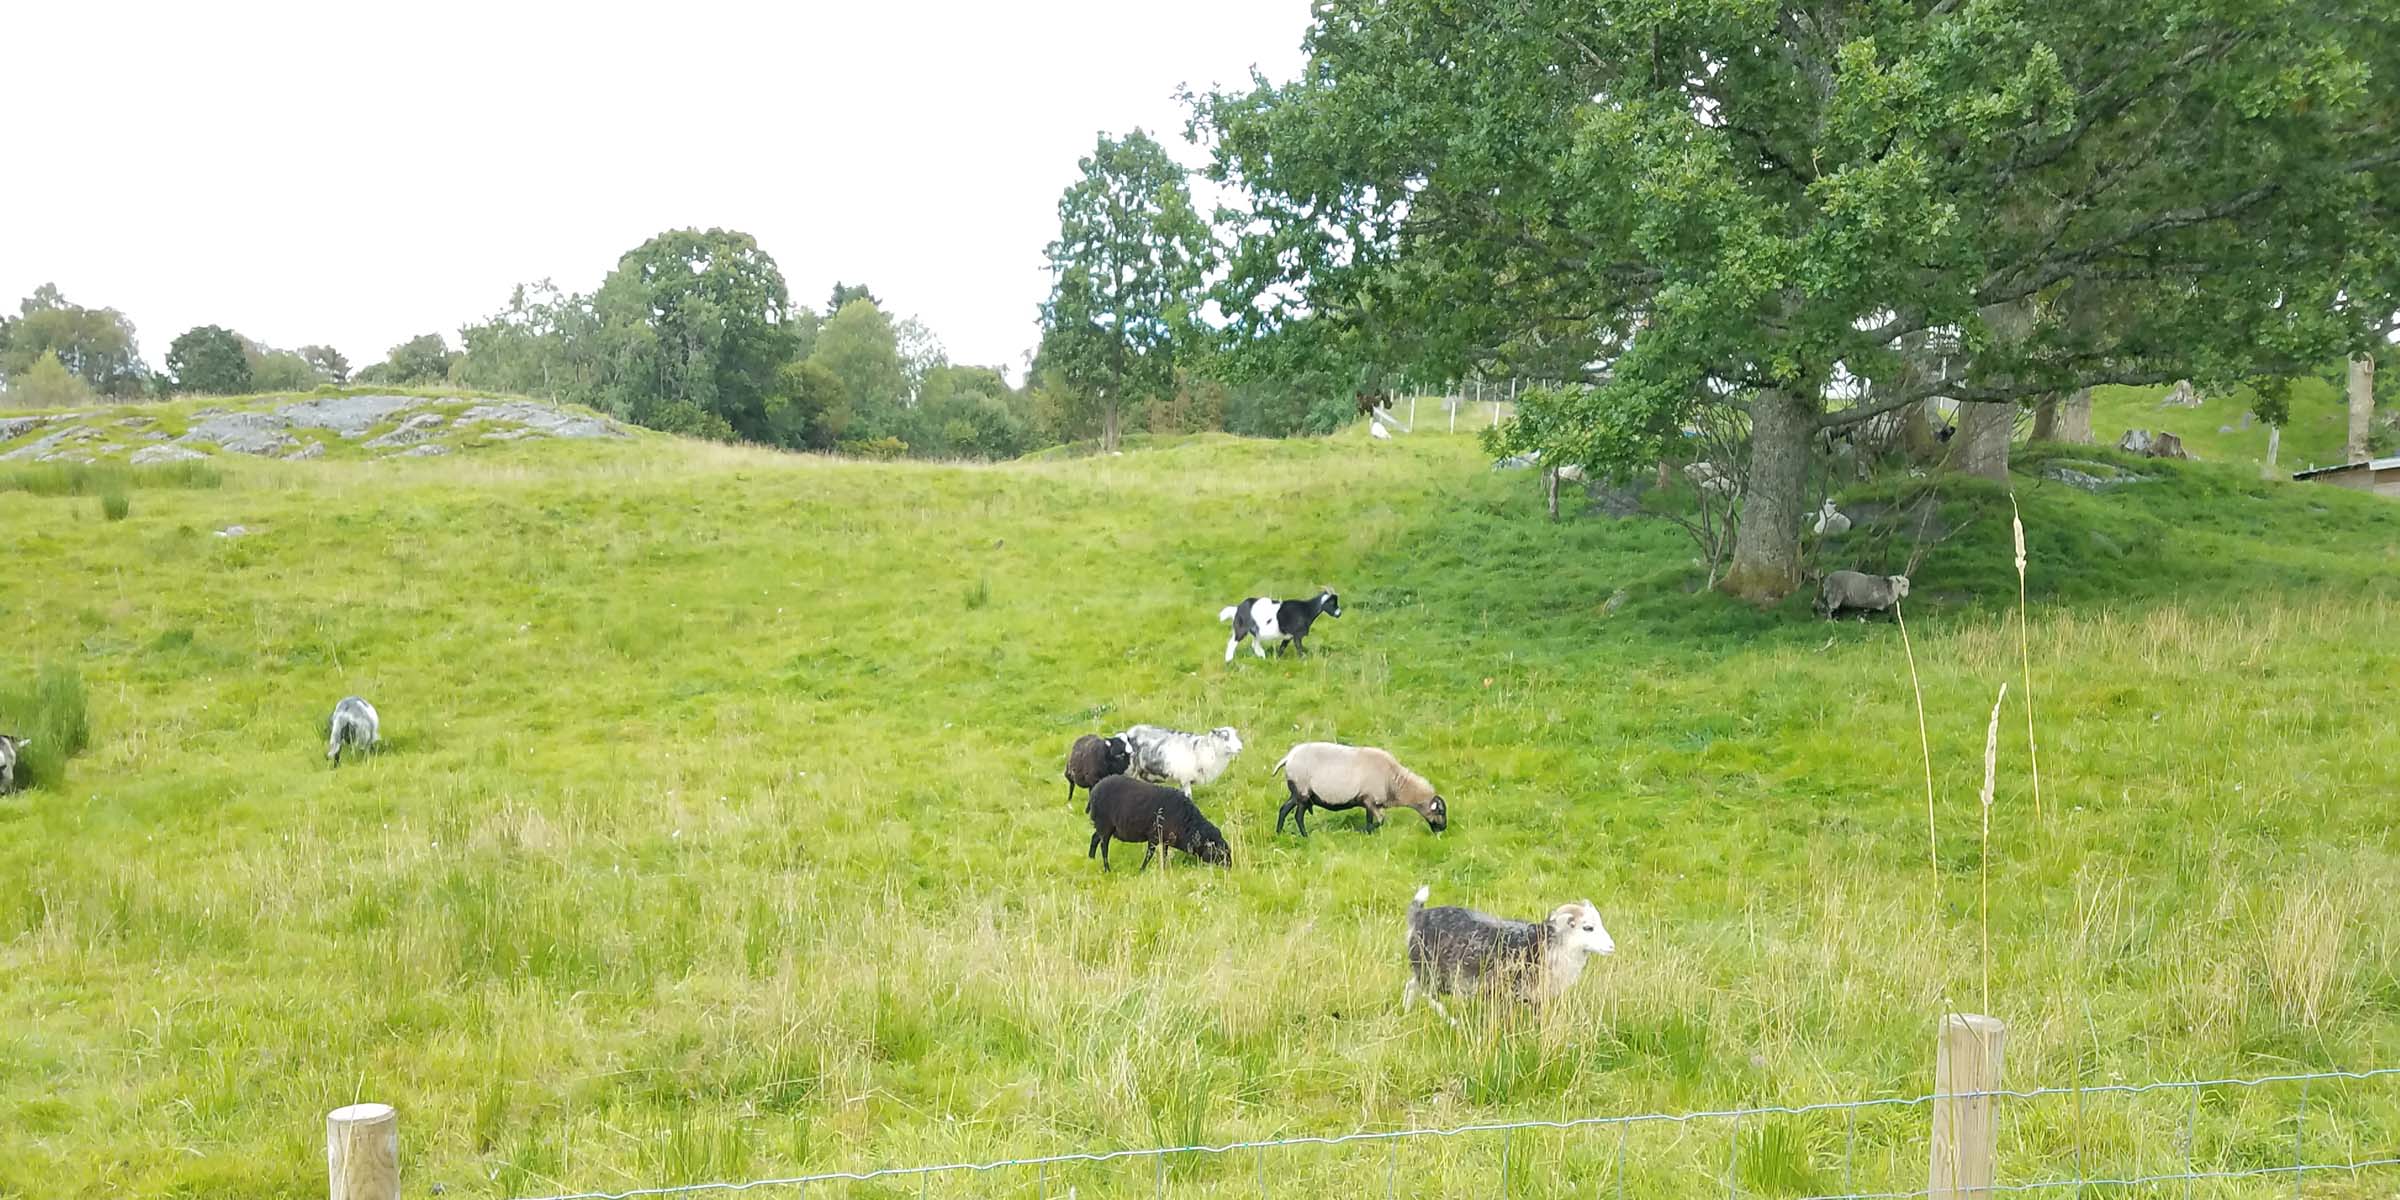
[1929,1014,2006,1200]
[328,1102,399,1200]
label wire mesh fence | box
[506,1066,2400,1200]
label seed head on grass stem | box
[2009,495,2042,824]
[1979,681,2007,1014]
[1895,600,1938,915]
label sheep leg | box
[1065,779,1076,804]
[1140,840,1159,872]
[1402,976,1419,1012]
[1224,634,1240,663]
[1251,636,1266,659]
[1090,828,1108,867]
[1424,991,1456,1026]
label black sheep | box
[1063,734,1132,804]
[1085,775,1231,871]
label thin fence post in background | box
[2293,1077,2309,1200]
[327,1102,399,1200]
[1930,1014,2007,1200]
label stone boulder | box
[131,444,210,465]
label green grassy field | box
[5,407,2400,1199]
[2087,374,2354,473]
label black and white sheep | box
[327,696,380,766]
[0,733,29,794]
[1218,590,1342,662]
[1085,775,1231,870]
[1270,741,1448,835]
[1064,734,1132,803]
[1118,724,1243,791]
[1815,570,1911,620]
[1403,884,1615,1023]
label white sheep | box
[1270,741,1448,835]
[327,696,381,767]
[1815,571,1910,620]
[1811,498,1852,536]
[1117,724,1243,792]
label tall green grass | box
[0,459,221,495]
[0,664,89,789]
[0,424,2396,1198]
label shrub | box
[100,492,130,521]
[839,436,909,460]
[0,664,90,790]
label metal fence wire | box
[508,1067,2400,1200]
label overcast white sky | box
[3,0,1311,383]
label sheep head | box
[1422,794,1449,832]
[1888,575,1912,599]
[1546,901,1615,958]
[1210,727,1244,754]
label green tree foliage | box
[591,229,799,443]
[241,337,324,391]
[812,299,907,439]
[166,326,253,395]
[764,358,847,450]
[1198,0,2400,600]
[5,350,96,407]
[380,333,458,385]
[0,284,146,397]
[456,281,601,399]
[826,282,880,314]
[299,345,350,385]
[913,364,1031,458]
[1039,129,1215,450]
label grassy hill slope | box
[4,410,2399,1198]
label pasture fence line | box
[323,1016,2400,1200]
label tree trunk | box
[1955,400,2014,481]
[2348,354,2376,462]
[2262,424,2282,479]
[1902,398,1948,463]
[1719,388,1812,603]
[2031,388,2093,444]
[1102,397,1121,452]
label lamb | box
[0,733,29,794]
[1085,774,1231,871]
[326,696,381,766]
[1811,499,1851,536]
[1118,724,1244,791]
[1402,884,1614,1023]
[1815,570,1911,620]
[1063,734,1132,804]
[1218,590,1342,662]
[1684,461,1738,497]
[1270,741,1448,835]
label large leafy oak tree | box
[1199,0,2400,600]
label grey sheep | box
[1270,741,1448,835]
[1815,570,1910,620]
[1085,775,1231,871]
[0,733,29,794]
[1064,734,1132,803]
[327,696,381,766]
[1403,884,1615,1023]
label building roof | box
[2291,456,2400,480]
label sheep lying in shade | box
[0,733,29,794]
[1119,724,1244,792]
[1684,461,1738,497]
[1815,570,1911,620]
[1085,775,1231,871]
[1063,734,1133,804]
[326,696,380,766]
[1271,741,1447,835]
[1403,884,1614,1023]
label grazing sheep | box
[326,696,380,766]
[1271,741,1448,835]
[1811,499,1852,536]
[1370,420,1393,440]
[1402,884,1615,1023]
[1218,590,1342,662]
[1119,724,1244,791]
[1815,570,1911,621]
[1085,775,1231,871]
[0,733,29,794]
[1684,461,1738,497]
[1064,734,1132,804]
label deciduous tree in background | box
[812,299,907,442]
[166,325,252,395]
[299,345,350,385]
[1040,129,1213,451]
[0,284,147,397]
[4,351,95,407]
[591,229,799,442]
[1198,0,2400,600]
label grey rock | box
[179,411,298,456]
[459,401,623,439]
[0,416,46,442]
[278,394,424,437]
[391,443,451,458]
[363,412,446,448]
[2,424,101,462]
[2041,460,2155,492]
[286,441,326,461]
[131,444,209,465]
[215,525,251,538]
[36,452,96,464]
